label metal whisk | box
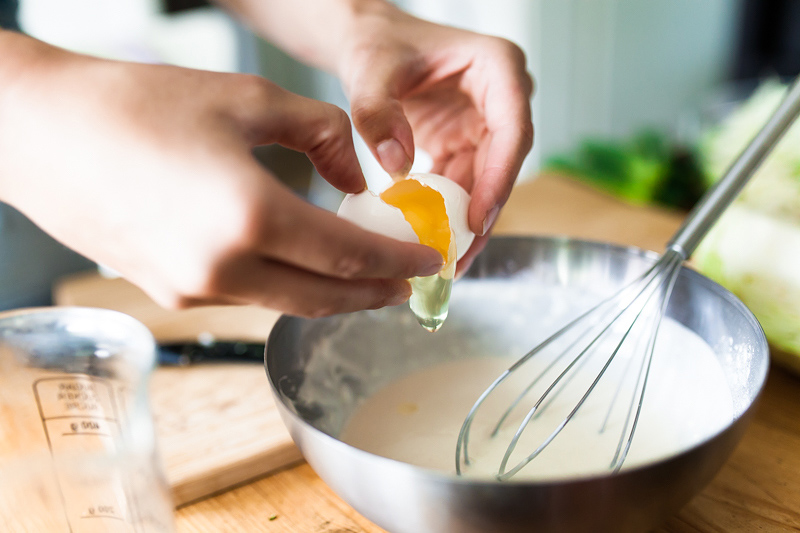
[456,75,800,481]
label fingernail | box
[481,205,500,236]
[377,139,410,179]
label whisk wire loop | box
[496,252,684,479]
[456,75,800,480]
[455,259,664,474]
[609,251,684,471]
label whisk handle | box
[667,74,800,259]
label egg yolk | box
[380,179,451,263]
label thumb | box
[349,85,415,179]
[243,83,367,194]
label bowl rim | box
[264,235,770,487]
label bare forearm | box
[0,27,441,315]
[0,30,78,94]
[0,31,48,133]
[214,0,399,74]
[0,31,73,202]
[211,1,534,251]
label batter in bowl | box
[340,318,734,480]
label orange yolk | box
[380,179,451,263]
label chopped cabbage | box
[699,80,800,224]
[695,80,800,370]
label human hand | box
[0,32,443,316]
[336,2,534,273]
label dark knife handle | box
[157,341,265,366]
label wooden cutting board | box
[53,275,302,507]
[54,174,687,508]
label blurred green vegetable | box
[693,80,800,372]
[544,129,707,210]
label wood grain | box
[174,368,800,533]
[176,175,800,532]
[59,175,800,532]
[150,365,301,506]
[55,274,303,506]
[492,173,686,253]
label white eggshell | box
[337,190,419,245]
[406,173,475,261]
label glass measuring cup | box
[0,307,175,532]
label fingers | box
[138,167,443,316]
[236,77,367,193]
[469,123,533,236]
[149,181,442,316]
[254,182,444,281]
[434,148,476,193]
[348,63,415,179]
[185,253,415,318]
[252,262,413,318]
[468,41,534,236]
[455,232,490,279]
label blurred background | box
[14,0,765,193]
[5,0,800,311]
[15,0,800,198]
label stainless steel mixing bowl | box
[265,236,769,533]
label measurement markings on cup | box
[33,375,135,532]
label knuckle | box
[173,273,216,304]
[171,295,199,310]
[484,37,534,99]
[350,100,375,129]
[521,120,535,150]
[494,37,528,67]
[351,96,396,133]
[175,254,238,303]
[332,250,376,279]
[193,267,225,299]
[144,277,213,311]
[331,105,352,132]
[526,70,537,95]
[155,291,196,311]
[237,74,278,102]
[314,106,354,149]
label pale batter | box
[339,318,734,481]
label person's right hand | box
[0,32,444,316]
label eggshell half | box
[337,190,420,245]
[337,173,476,262]
[406,173,475,261]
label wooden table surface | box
[174,175,800,532]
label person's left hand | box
[336,3,534,273]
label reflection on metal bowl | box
[265,236,769,533]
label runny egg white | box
[337,173,475,331]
